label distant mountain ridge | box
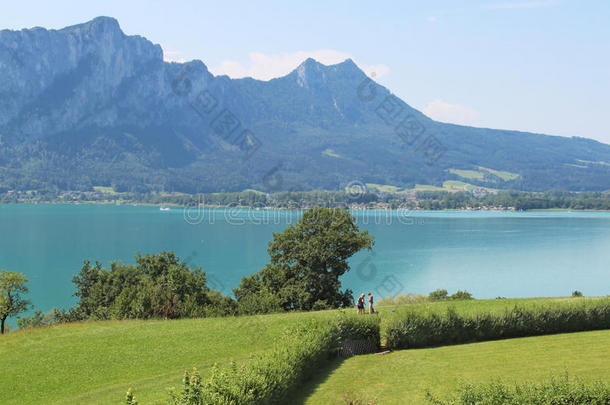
[1,16,609,193]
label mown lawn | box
[0,312,331,404]
[0,296,604,404]
[293,329,610,404]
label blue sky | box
[2,0,609,143]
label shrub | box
[428,289,449,301]
[69,252,236,321]
[426,375,610,404]
[376,293,428,306]
[16,307,78,329]
[168,319,338,404]
[167,315,380,404]
[573,290,583,297]
[449,290,473,300]
[386,300,610,350]
[235,288,283,315]
[125,388,138,405]
[336,312,380,343]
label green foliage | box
[69,252,223,320]
[450,290,473,300]
[167,315,380,404]
[235,285,283,316]
[234,208,374,312]
[0,270,30,334]
[426,375,610,405]
[573,290,584,297]
[428,289,473,302]
[428,289,449,301]
[204,290,239,317]
[169,319,339,404]
[169,369,205,405]
[386,300,610,350]
[376,292,429,306]
[5,187,610,212]
[125,387,138,405]
[16,309,56,329]
[335,312,380,343]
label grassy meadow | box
[0,297,608,404]
[294,329,610,404]
[0,312,330,404]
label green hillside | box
[294,329,610,404]
[1,297,608,404]
[0,313,329,404]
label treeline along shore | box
[2,188,610,211]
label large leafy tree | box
[0,270,31,334]
[235,207,374,311]
[71,251,212,320]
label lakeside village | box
[0,188,517,211]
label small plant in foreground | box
[125,387,138,405]
[425,374,610,404]
[343,392,379,405]
[169,368,205,405]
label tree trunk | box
[1,317,5,334]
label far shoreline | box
[2,200,610,213]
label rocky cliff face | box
[1,18,164,136]
[1,17,609,193]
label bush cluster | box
[167,314,380,404]
[428,289,474,301]
[378,290,474,306]
[426,375,610,405]
[68,252,225,321]
[336,312,381,343]
[386,300,610,350]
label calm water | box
[1,204,609,318]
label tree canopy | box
[0,270,30,334]
[71,251,212,320]
[235,207,374,311]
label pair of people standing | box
[356,292,374,314]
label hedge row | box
[167,313,380,405]
[386,300,610,350]
[426,375,610,405]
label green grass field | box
[447,167,521,182]
[0,313,330,404]
[448,168,486,180]
[293,329,610,404]
[478,166,520,181]
[1,297,607,404]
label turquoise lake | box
[1,204,609,317]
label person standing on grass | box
[368,292,374,314]
[356,293,365,314]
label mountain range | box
[1,16,609,194]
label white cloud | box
[210,50,389,81]
[422,99,481,126]
[163,50,186,63]
[486,0,559,9]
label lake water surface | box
[1,204,609,316]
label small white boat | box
[159,207,170,211]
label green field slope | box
[0,313,326,404]
[294,329,610,404]
[0,297,606,404]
